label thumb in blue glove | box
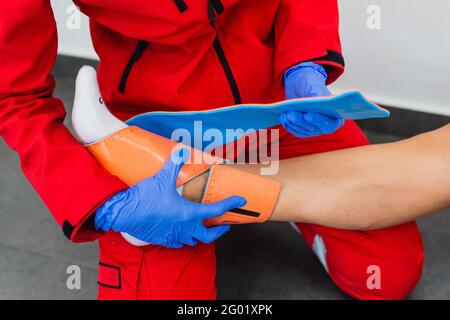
[281,62,344,138]
[95,148,247,248]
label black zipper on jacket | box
[173,0,188,12]
[208,0,224,19]
[212,36,242,104]
[208,0,242,104]
[118,40,149,93]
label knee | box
[366,255,423,300]
[330,246,424,300]
[325,224,424,300]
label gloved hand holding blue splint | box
[126,78,388,151]
[281,62,345,138]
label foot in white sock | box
[72,65,127,144]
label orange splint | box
[85,126,216,187]
[202,165,281,226]
[85,126,280,225]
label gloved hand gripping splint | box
[72,66,281,247]
[280,62,344,138]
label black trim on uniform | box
[118,40,149,93]
[212,35,242,104]
[173,0,188,12]
[207,0,224,21]
[62,220,75,239]
[207,2,240,104]
[211,0,224,14]
[229,208,260,218]
[307,49,345,68]
[98,262,122,289]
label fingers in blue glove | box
[288,126,320,138]
[283,123,319,138]
[179,237,198,246]
[286,111,320,133]
[193,222,231,244]
[284,111,318,132]
[303,112,345,134]
[280,110,345,138]
[280,112,320,138]
[196,195,247,219]
[178,195,244,245]
[164,241,184,249]
[157,148,190,186]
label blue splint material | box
[127,91,389,149]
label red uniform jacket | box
[0,0,345,242]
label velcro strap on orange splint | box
[202,165,281,226]
[85,126,219,187]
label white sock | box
[72,65,127,144]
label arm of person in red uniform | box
[275,0,347,138]
[274,0,344,84]
[0,1,128,242]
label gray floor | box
[1,64,449,300]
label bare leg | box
[183,124,450,230]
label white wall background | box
[51,0,450,116]
[331,0,450,116]
[51,0,96,59]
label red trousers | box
[96,121,424,300]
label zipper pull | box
[134,40,148,60]
[208,0,216,21]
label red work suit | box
[0,0,423,299]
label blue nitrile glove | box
[95,148,247,248]
[281,62,344,138]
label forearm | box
[274,0,344,84]
[183,125,450,230]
